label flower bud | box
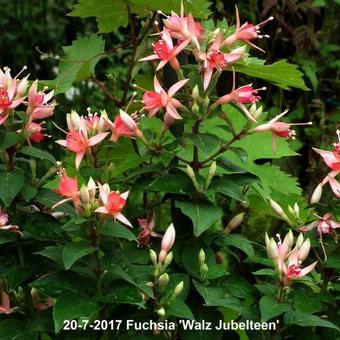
[162,252,173,269]
[119,109,137,131]
[205,161,217,189]
[159,224,176,263]
[79,184,90,205]
[203,96,210,109]
[98,110,108,132]
[298,239,310,262]
[192,85,199,101]
[17,76,29,97]
[311,184,323,204]
[158,273,169,288]
[293,203,300,218]
[201,263,209,277]
[70,110,81,130]
[173,281,184,296]
[198,249,206,266]
[269,199,290,222]
[87,177,96,202]
[295,233,304,248]
[192,102,199,115]
[224,212,244,233]
[186,164,200,190]
[157,307,166,317]
[149,249,158,266]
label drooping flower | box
[253,109,312,151]
[142,77,188,120]
[312,130,340,197]
[0,67,27,125]
[199,32,245,90]
[138,211,162,247]
[56,111,109,169]
[26,81,56,121]
[163,4,204,48]
[223,6,273,52]
[213,73,266,122]
[105,109,144,142]
[95,183,132,227]
[0,291,13,315]
[0,210,22,235]
[300,213,340,235]
[266,232,317,286]
[27,122,46,143]
[54,170,80,210]
[140,30,190,71]
[159,223,176,263]
[84,109,108,133]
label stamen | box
[290,122,313,126]
[276,233,282,244]
[133,83,148,92]
[336,129,340,142]
[256,16,274,28]
[15,65,27,79]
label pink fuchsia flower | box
[27,122,46,143]
[199,33,245,90]
[140,30,190,71]
[223,6,273,52]
[26,81,56,121]
[54,171,81,210]
[142,77,188,120]
[0,291,13,315]
[0,67,27,125]
[213,73,266,122]
[84,109,108,134]
[95,183,132,228]
[267,232,317,286]
[281,236,317,286]
[313,130,340,180]
[106,109,144,142]
[299,213,340,235]
[56,113,109,169]
[265,230,293,273]
[252,109,312,151]
[0,210,22,235]
[138,211,162,247]
[163,4,204,48]
[159,223,176,263]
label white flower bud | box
[224,212,244,233]
[311,184,323,204]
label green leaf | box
[51,35,105,93]
[259,295,291,322]
[0,131,20,150]
[214,234,254,257]
[63,241,96,269]
[283,311,339,331]
[100,283,145,307]
[253,269,275,276]
[19,146,56,164]
[147,173,194,194]
[233,59,309,91]
[185,133,221,157]
[53,292,99,333]
[36,246,64,266]
[69,0,211,33]
[167,299,194,319]
[69,0,128,33]
[30,271,92,298]
[108,264,154,298]
[101,221,137,241]
[176,201,223,236]
[193,280,246,314]
[216,157,249,173]
[0,168,25,206]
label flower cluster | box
[265,231,317,286]
[56,109,145,169]
[54,169,132,227]
[0,66,56,144]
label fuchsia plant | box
[1,2,340,338]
